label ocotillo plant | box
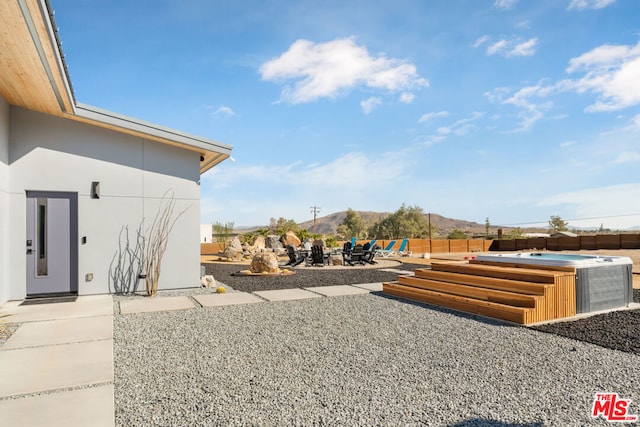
[144,190,189,297]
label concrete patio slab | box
[379,268,415,275]
[305,285,371,297]
[253,288,323,302]
[0,384,115,427]
[352,283,384,292]
[0,295,113,323]
[194,292,264,307]
[119,296,195,314]
[1,315,113,350]
[0,339,113,398]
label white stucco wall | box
[0,96,9,304]
[7,107,201,300]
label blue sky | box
[53,0,640,229]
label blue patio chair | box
[375,240,397,258]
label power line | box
[502,212,640,227]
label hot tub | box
[475,252,633,314]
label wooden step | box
[430,262,574,284]
[398,276,541,308]
[414,269,550,295]
[470,259,576,273]
[383,282,535,324]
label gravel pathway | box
[114,294,639,426]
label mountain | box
[295,210,486,235]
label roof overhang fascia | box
[72,103,232,173]
[2,0,232,174]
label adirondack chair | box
[362,241,378,264]
[375,240,397,258]
[310,245,330,266]
[285,245,306,266]
[342,241,365,266]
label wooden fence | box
[202,234,640,256]
[489,234,640,251]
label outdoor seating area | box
[284,239,382,267]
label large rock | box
[223,246,242,260]
[281,231,301,248]
[265,235,283,250]
[250,252,280,273]
[253,235,266,250]
[229,236,243,251]
[312,239,325,248]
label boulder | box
[229,236,243,251]
[250,252,280,274]
[312,239,325,248]
[281,231,301,248]
[265,235,283,250]
[331,257,343,266]
[223,246,242,260]
[200,275,215,288]
[253,235,266,250]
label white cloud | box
[487,38,538,57]
[612,151,640,164]
[418,111,449,123]
[399,92,415,103]
[259,37,429,104]
[487,40,508,56]
[567,41,640,111]
[510,38,538,57]
[435,112,484,136]
[472,35,490,48]
[567,0,615,11]
[494,0,518,9]
[360,97,382,114]
[213,106,236,116]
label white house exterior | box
[200,224,213,243]
[0,0,232,304]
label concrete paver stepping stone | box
[253,288,323,302]
[305,285,371,297]
[0,339,113,398]
[0,295,113,323]
[194,292,263,307]
[351,282,384,292]
[1,315,113,350]
[119,296,195,314]
[0,384,114,427]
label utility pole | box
[310,206,321,234]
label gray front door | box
[26,192,78,296]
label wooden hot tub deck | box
[383,261,577,325]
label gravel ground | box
[113,263,640,426]
[203,261,407,293]
[114,294,639,426]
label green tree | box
[368,204,432,239]
[269,217,298,235]
[548,215,568,233]
[448,229,468,239]
[507,227,525,239]
[336,208,367,239]
[212,221,234,251]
